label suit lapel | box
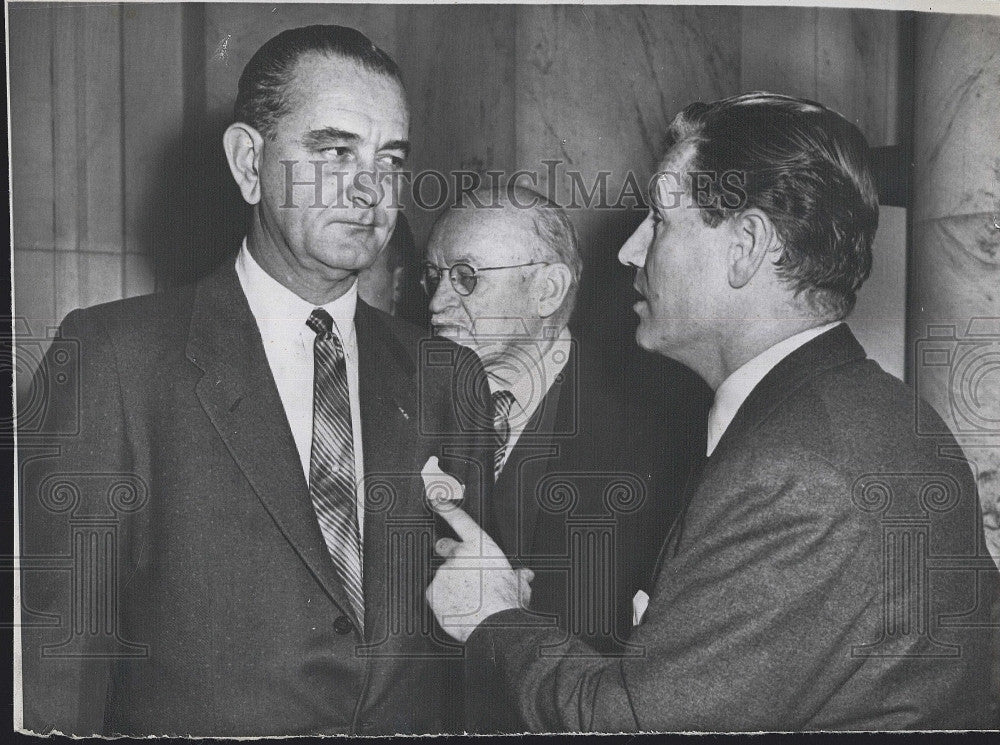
[490,353,573,558]
[521,353,575,555]
[355,301,419,642]
[658,323,868,568]
[185,262,357,620]
[710,323,867,462]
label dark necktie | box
[306,308,364,631]
[492,389,516,481]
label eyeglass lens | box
[422,263,477,296]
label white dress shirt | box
[706,322,842,457]
[491,327,572,473]
[235,241,367,535]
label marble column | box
[910,14,1000,564]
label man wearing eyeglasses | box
[423,94,1000,732]
[423,185,704,732]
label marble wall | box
[11,3,129,348]
[13,3,997,558]
[741,7,900,146]
[910,14,1000,562]
[740,6,905,379]
[512,6,741,347]
[11,3,905,376]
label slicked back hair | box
[663,92,878,320]
[234,24,402,140]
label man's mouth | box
[431,320,467,336]
[330,221,375,229]
[327,214,376,228]
[629,283,648,314]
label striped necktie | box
[306,308,364,632]
[492,389,516,481]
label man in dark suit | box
[425,93,1000,730]
[19,25,488,736]
[423,186,707,731]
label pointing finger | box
[422,455,466,507]
[428,503,487,552]
[435,537,460,557]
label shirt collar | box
[490,327,572,429]
[236,238,358,342]
[706,321,842,456]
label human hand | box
[424,492,533,643]
[421,455,465,507]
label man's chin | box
[312,233,386,271]
[636,323,690,364]
[635,323,667,355]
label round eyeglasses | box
[421,261,549,297]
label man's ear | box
[536,262,572,318]
[223,123,264,205]
[727,209,780,289]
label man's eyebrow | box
[301,127,360,148]
[381,139,410,157]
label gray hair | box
[463,184,582,316]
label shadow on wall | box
[571,205,713,431]
[572,207,646,361]
[136,109,248,289]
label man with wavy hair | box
[425,93,1000,731]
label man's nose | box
[345,167,385,210]
[618,223,649,267]
[428,274,458,314]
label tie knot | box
[307,308,335,338]
[492,389,516,422]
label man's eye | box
[377,154,406,170]
[321,146,352,158]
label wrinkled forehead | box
[429,208,540,264]
[285,52,409,129]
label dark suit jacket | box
[468,333,707,732]
[19,261,491,736]
[467,325,1000,731]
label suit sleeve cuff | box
[466,608,556,662]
